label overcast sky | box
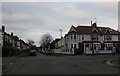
[1,0,119,46]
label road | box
[2,53,119,74]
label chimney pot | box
[2,26,5,32]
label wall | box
[0,29,2,47]
[112,35,118,41]
[58,37,64,48]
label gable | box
[105,29,111,34]
[68,25,76,33]
[92,27,99,34]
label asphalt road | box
[3,53,119,74]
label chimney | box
[11,32,13,36]
[91,21,92,25]
[2,26,5,32]
[92,23,97,27]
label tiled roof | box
[76,26,92,34]
[75,25,119,35]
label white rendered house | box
[64,22,120,55]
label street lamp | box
[59,29,62,54]
[59,29,62,38]
[59,29,62,47]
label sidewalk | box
[2,54,28,73]
[2,56,18,73]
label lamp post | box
[59,29,62,46]
[59,29,62,38]
[59,29,62,54]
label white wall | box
[83,35,91,41]
[0,30,2,47]
[112,35,118,41]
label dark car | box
[28,50,37,56]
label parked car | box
[45,50,53,55]
[28,50,37,56]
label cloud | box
[2,2,118,46]
[2,0,119,2]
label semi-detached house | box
[64,22,120,55]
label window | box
[91,35,98,41]
[94,44,101,50]
[74,34,76,40]
[71,34,73,40]
[67,36,69,39]
[71,44,73,48]
[104,35,112,41]
[119,35,120,41]
[85,44,89,47]
[82,35,84,40]
[66,44,67,47]
[67,49,69,52]
[105,44,113,50]
[74,44,76,49]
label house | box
[64,22,120,55]
[54,38,61,49]
[1,26,29,56]
[51,38,64,54]
[0,28,3,47]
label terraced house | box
[1,26,29,56]
[64,22,120,55]
[0,28,3,47]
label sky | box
[1,0,119,46]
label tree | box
[40,33,53,50]
[27,39,34,46]
[27,39,35,49]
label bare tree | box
[27,39,34,47]
[40,33,53,50]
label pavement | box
[2,54,28,73]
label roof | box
[74,25,119,35]
[54,38,61,42]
